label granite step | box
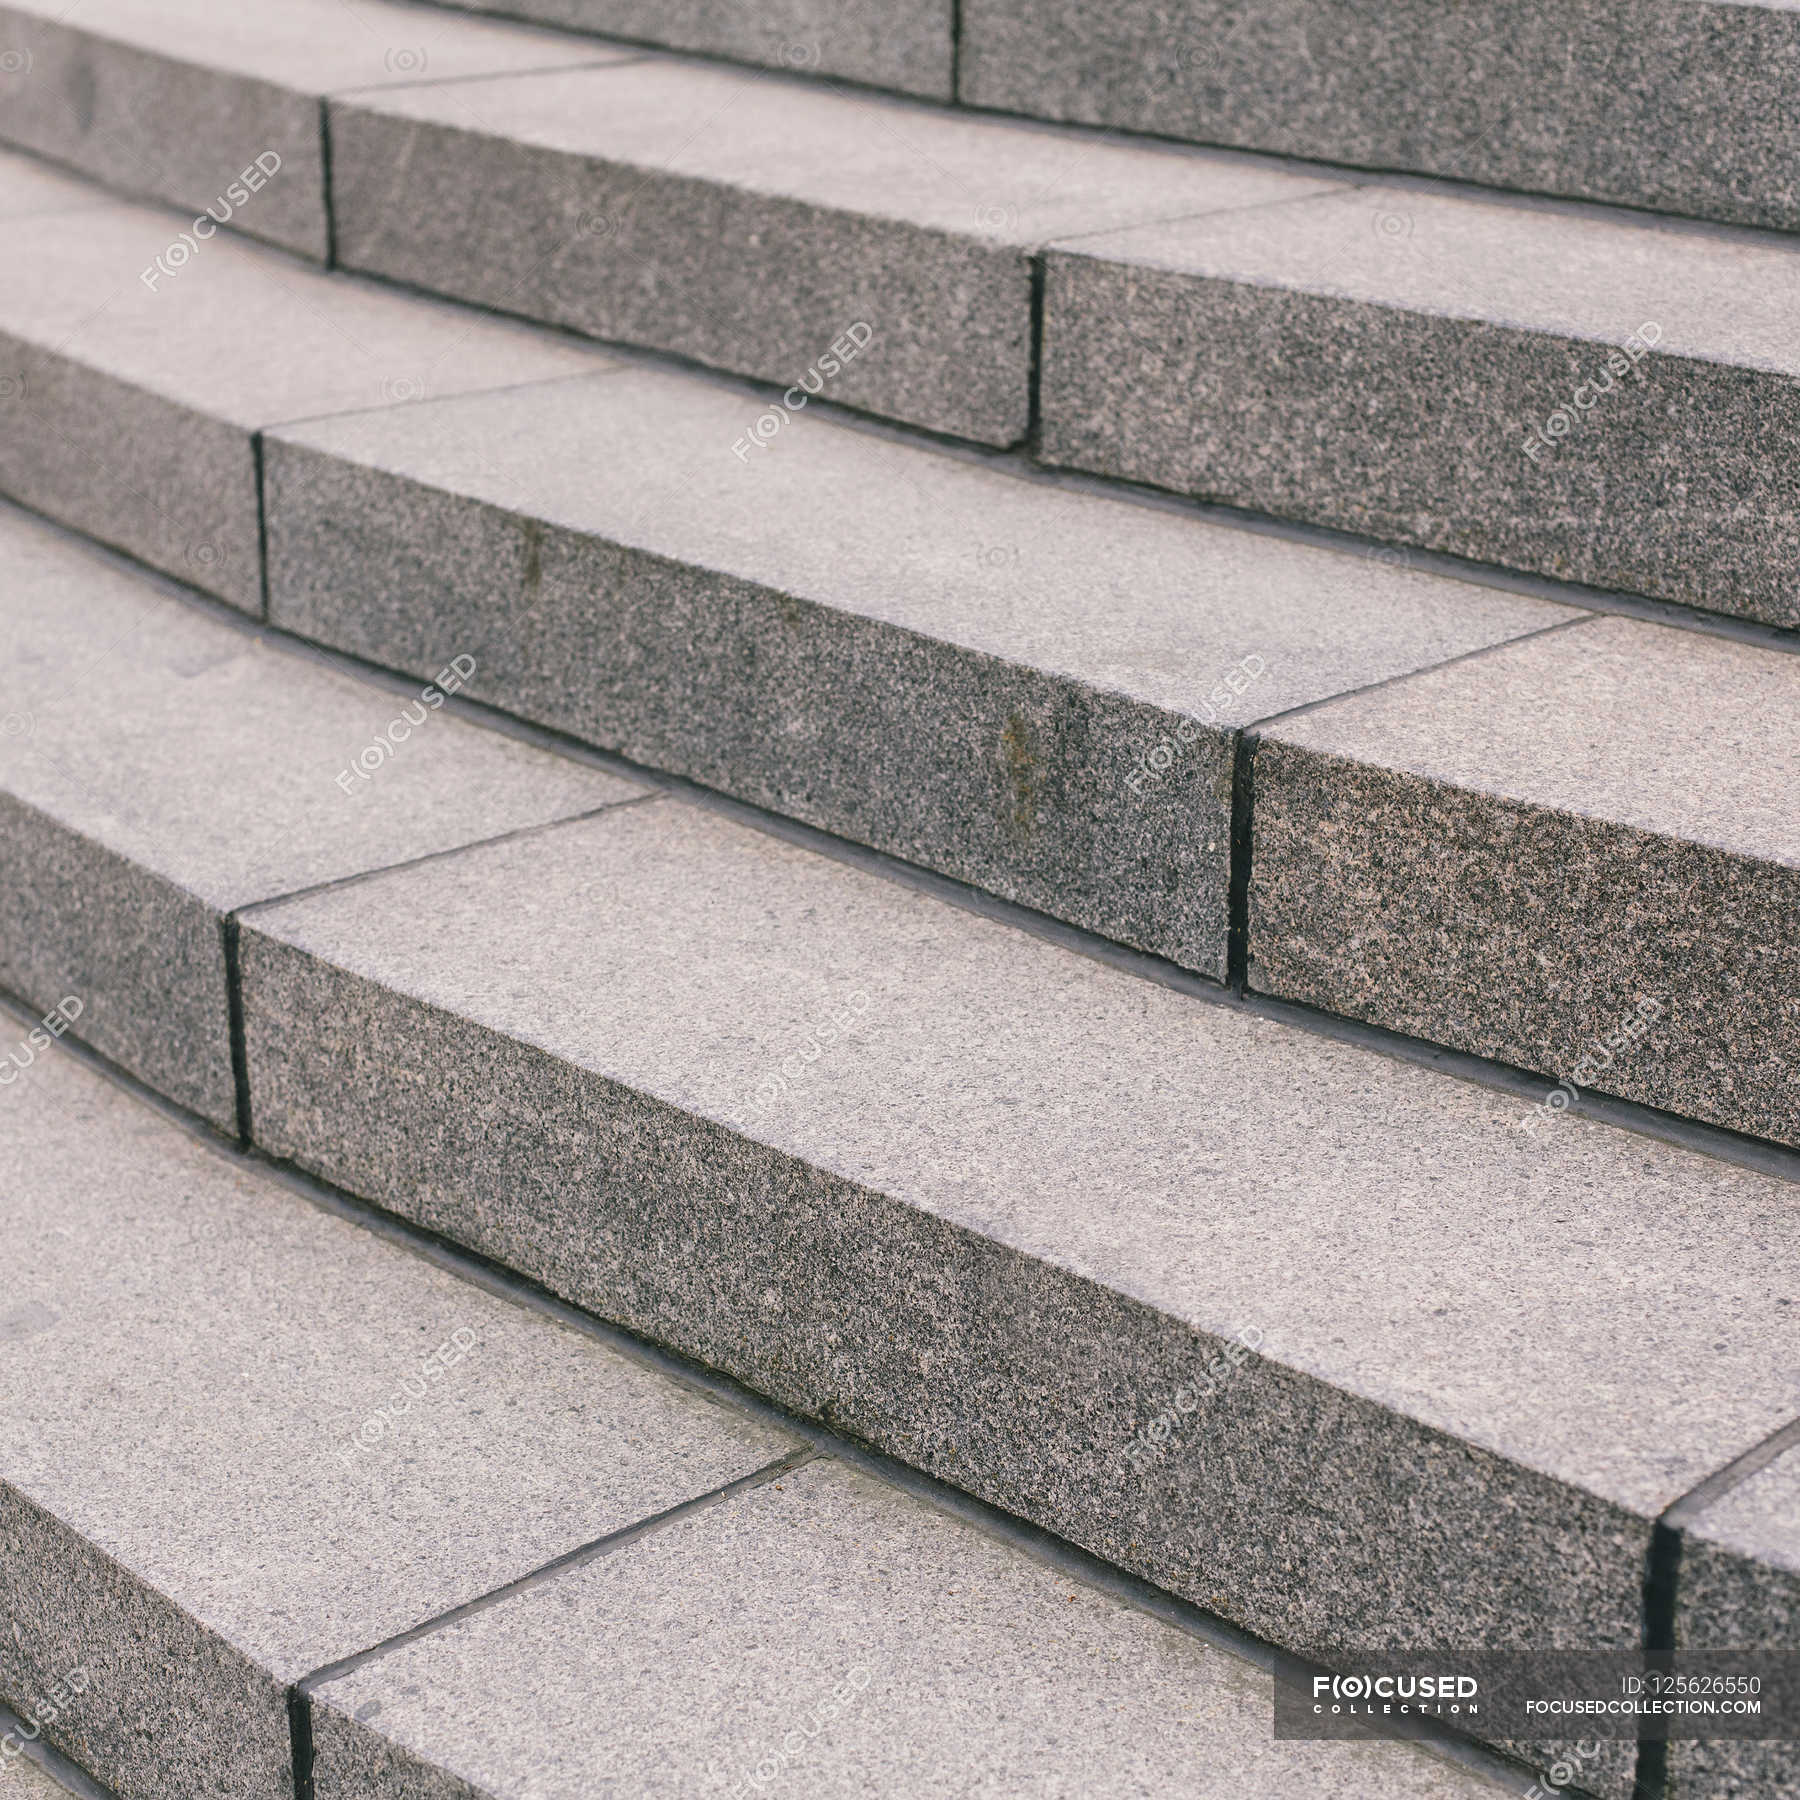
[261,359,1567,980]
[0,502,636,1128]
[1041,184,1800,632]
[1247,614,1800,1151]
[0,1021,1508,1800]
[233,792,1800,1796]
[323,55,1335,444]
[0,0,617,260]
[959,0,1800,235]
[0,166,600,612]
[439,0,954,97]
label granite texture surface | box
[0,1036,795,1799]
[960,0,1800,233]
[0,174,600,611]
[1041,187,1800,628]
[264,363,1567,977]
[329,57,1336,443]
[239,798,1800,1678]
[1250,615,1800,1148]
[0,0,616,258]
[0,505,635,1125]
[307,1459,1500,1799]
[450,0,954,96]
[1667,1448,1800,1798]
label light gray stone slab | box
[329,58,1337,444]
[307,1458,1498,1800]
[0,1032,796,1800]
[0,0,620,259]
[0,148,112,219]
[0,505,637,1126]
[451,0,953,97]
[961,0,1800,234]
[238,797,1800,1677]
[1041,186,1800,627]
[0,1747,78,1800]
[1250,614,1800,1148]
[0,180,601,612]
[263,362,1568,978]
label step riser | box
[1040,260,1800,632]
[960,0,1800,235]
[0,792,237,1129]
[328,104,1034,447]
[1249,742,1800,1151]
[0,7,329,260]
[446,0,955,97]
[0,348,263,611]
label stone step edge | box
[0,995,1533,1799]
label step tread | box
[262,359,1567,975]
[0,0,609,90]
[0,148,114,220]
[306,1458,1493,1800]
[0,1036,794,1799]
[236,797,1800,1662]
[1261,616,1800,870]
[0,504,635,1122]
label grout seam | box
[221,915,254,1146]
[294,1449,815,1696]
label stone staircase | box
[0,1,1795,1796]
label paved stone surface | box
[458,0,953,96]
[0,175,600,612]
[330,58,1337,444]
[960,0,1800,234]
[0,149,112,220]
[1667,1450,1800,1797]
[307,1458,1500,1800]
[239,798,1800,1672]
[0,1745,80,1800]
[0,505,637,1126]
[264,362,1567,977]
[1250,615,1800,1149]
[0,0,617,259]
[0,1030,795,1800]
[1041,186,1800,628]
